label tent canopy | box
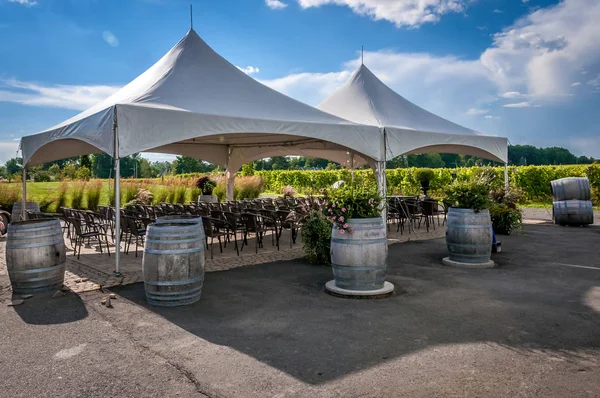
[21,29,381,168]
[317,64,508,163]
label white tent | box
[317,64,508,164]
[19,29,385,275]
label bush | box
[55,181,69,211]
[86,180,103,211]
[75,166,92,181]
[0,184,21,211]
[444,180,491,211]
[413,168,435,184]
[301,211,333,265]
[38,196,55,213]
[235,176,264,200]
[213,183,226,202]
[71,181,86,209]
[121,181,140,204]
[32,170,52,182]
[489,186,523,235]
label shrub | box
[32,170,52,182]
[62,163,78,180]
[489,186,523,235]
[301,210,333,265]
[195,176,216,195]
[38,196,55,213]
[121,181,140,204]
[213,183,226,202]
[413,168,435,184]
[71,181,86,209]
[235,176,264,200]
[75,166,92,181]
[0,184,21,211]
[86,180,103,211]
[151,187,169,205]
[55,181,69,211]
[444,180,491,211]
[173,186,187,204]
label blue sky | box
[0,0,599,163]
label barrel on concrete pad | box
[445,208,493,265]
[553,200,594,226]
[330,217,388,291]
[551,177,591,201]
[142,222,206,307]
[11,201,40,222]
[6,219,66,294]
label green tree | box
[5,157,22,175]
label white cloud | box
[570,82,581,87]
[484,115,500,119]
[493,9,504,13]
[588,73,600,87]
[481,0,600,98]
[237,65,260,75]
[8,0,37,6]
[500,91,528,99]
[466,108,489,115]
[102,31,119,47]
[0,78,120,110]
[265,0,287,9]
[476,26,487,31]
[296,0,467,28]
[503,101,532,108]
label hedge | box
[256,164,600,201]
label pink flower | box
[338,216,344,222]
[343,223,348,228]
[341,207,346,212]
[332,203,336,208]
[328,208,332,213]
[339,229,345,234]
[331,216,336,221]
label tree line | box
[0,145,595,182]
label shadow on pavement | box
[114,223,600,385]
[11,290,89,325]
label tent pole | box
[113,108,121,277]
[21,166,27,221]
[504,163,509,193]
[350,152,355,183]
[225,146,235,202]
[377,128,387,223]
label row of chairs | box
[387,197,447,234]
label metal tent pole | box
[113,107,121,277]
[350,152,355,183]
[21,166,26,221]
[377,128,387,223]
[504,163,509,193]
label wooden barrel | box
[553,200,594,226]
[446,208,493,264]
[11,201,40,222]
[330,217,388,291]
[551,177,591,201]
[6,219,66,294]
[142,222,206,307]
[155,215,202,225]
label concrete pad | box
[325,280,395,299]
[442,257,495,269]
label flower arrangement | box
[322,184,382,234]
[195,176,217,195]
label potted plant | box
[322,184,393,295]
[414,168,435,197]
[282,185,297,198]
[196,176,217,203]
[443,180,494,268]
